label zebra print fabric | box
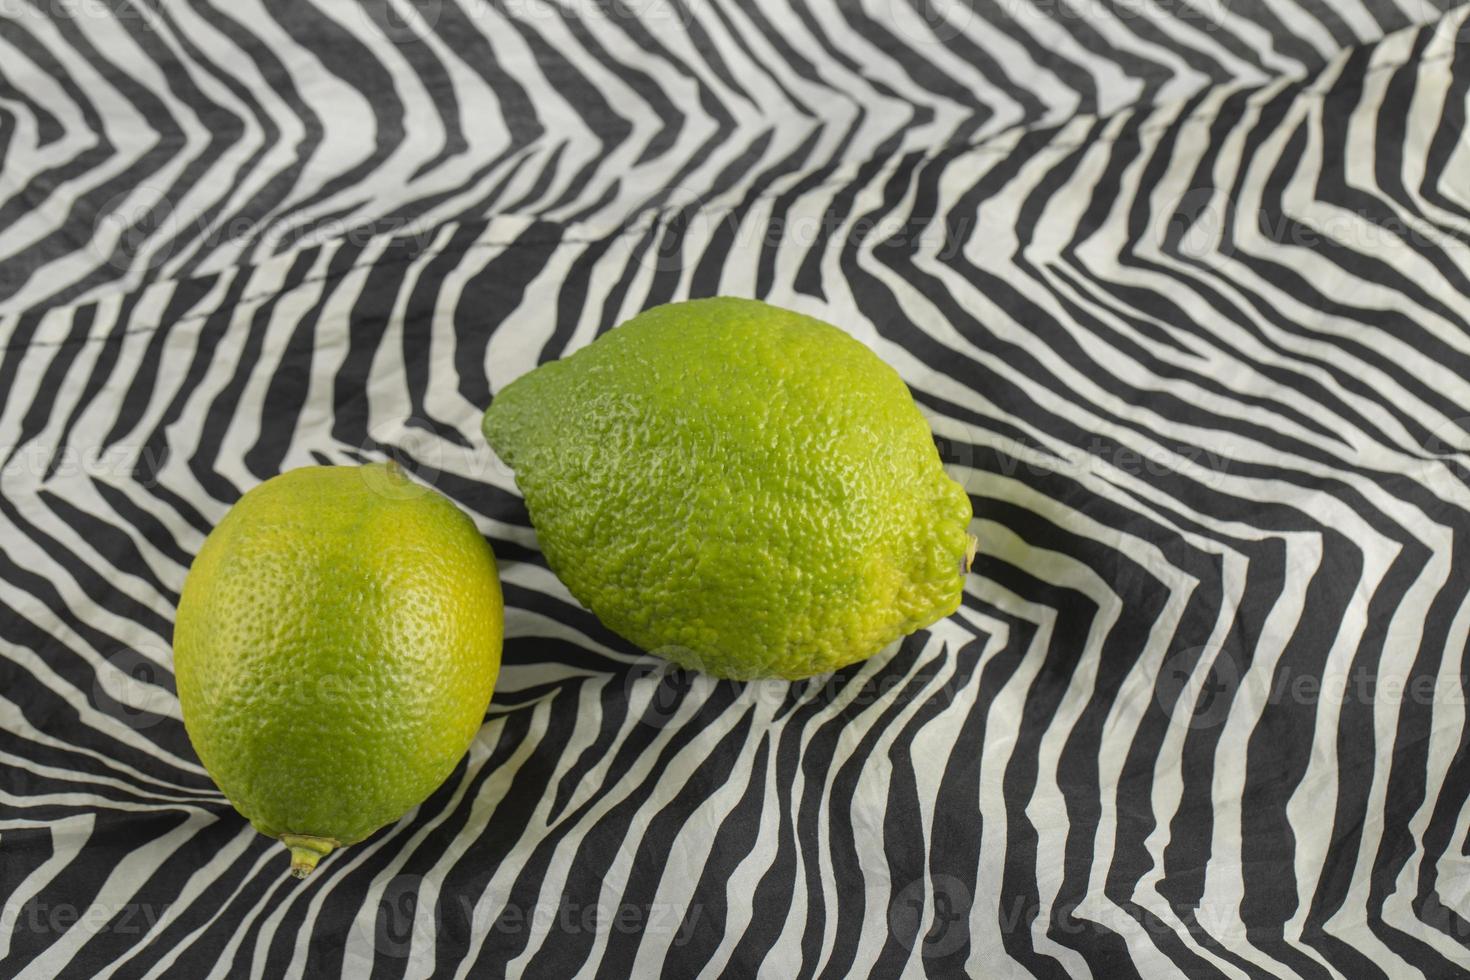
[4,0,1470,976]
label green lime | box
[483,297,974,680]
[173,463,503,877]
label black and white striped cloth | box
[4,0,1470,976]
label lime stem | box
[280,834,339,879]
[963,534,978,573]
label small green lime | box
[483,297,974,680]
[173,463,503,877]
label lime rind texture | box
[173,465,503,847]
[485,297,973,680]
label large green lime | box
[173,464,503,877]
[483,297,974,680]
